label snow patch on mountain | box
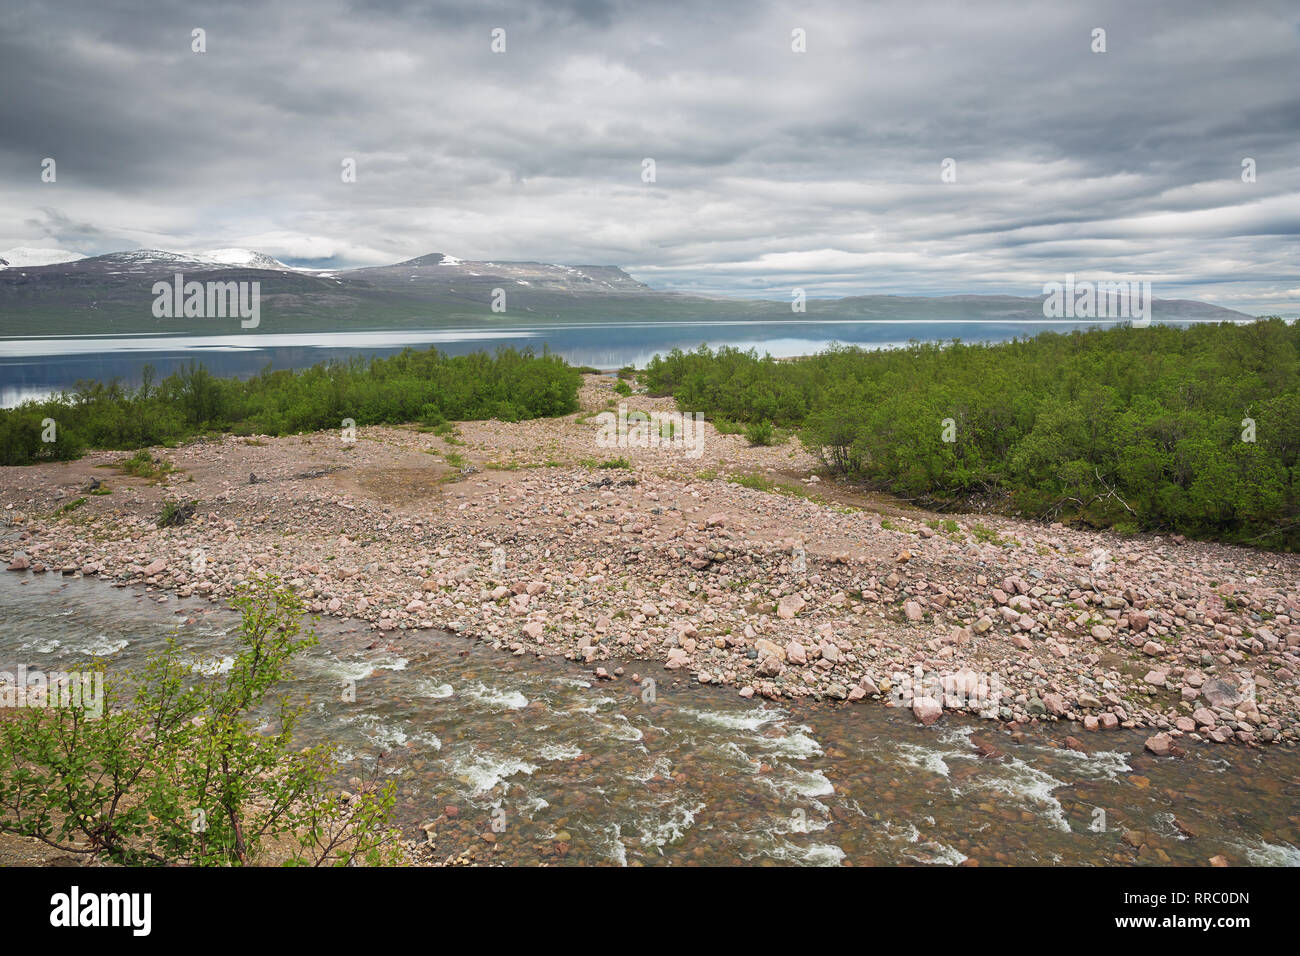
[78,248,296,273]
[0,247,87,269]
[193,248,292,270]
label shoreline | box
[2,374,1297,754]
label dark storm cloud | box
[1,0,1297,311]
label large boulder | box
[1202,678,1246,709]
[1144,732,1174,757]
[912,697,943,725]
[777,594,806,620]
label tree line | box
[643,319,1300,549]
[0,346,582,465]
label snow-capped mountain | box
[35,248,296,276]
[190,248,293,270]
[0,245,1256,338]
[82,248,294,273]
[0,247,87,269]
[378,252,653,293]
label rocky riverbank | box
[3,375,1298,751]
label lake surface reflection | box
[1,318,1140,406]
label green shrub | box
[745,419,775,446]
[642,321,1300,549]
[0,578,404,866]
[0,347,582,468]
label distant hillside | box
[0,247,1254,336]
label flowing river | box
[2,572,1297,866]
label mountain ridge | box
[0,245,1258,337]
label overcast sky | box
[3,0,1298,312]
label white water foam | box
[446,751,539,793]
[893,741,959,777]
[680,704,785,731]
[343,713,410,749]
[311,651,408,683]
[521,795,550,816]
[762,768,836,799]
[19,637,62,654]
[601,823,628,866]
[715,740,762,770]
[413,678,454,699]
[876,821,969,866]
[553,677,592,688]
[602,714,644,741]
[637,799,706,851]
[183,655,234,676]
[410,731,443,751]
[464,682,529,710]
[1035,743,1133,780]
[1240,840,1300,866]
[536,743,584,761]
[977,757,1071,833]
[754,726,825,760]
[742,838,845,866]
[67,635,128,657]
[631,756,675,783]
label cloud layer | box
[2,0,1298,312]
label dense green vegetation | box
[644,319,1300,549]
[0,346,581,464]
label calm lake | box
[2,318,1130,407]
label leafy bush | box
[120,448,175,480]
[157,500,197,527]
[0,578,403,866]
[0,346,582,466]
[745,419,775,446]
[643,321,1300,548]
[417,404,446,427]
